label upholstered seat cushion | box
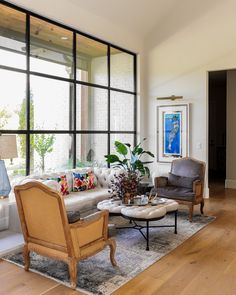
[97,199,126,214]
[152,186,195,201]
[121,199,178,219]
[64,188,110,212]
[67,210,80,223]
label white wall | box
[226,70,236,189]
[144,0,236,197]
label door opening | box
[208,70,227,192]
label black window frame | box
[0,1,137,174]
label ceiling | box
[0,4,120,58]
[69,0,179,38]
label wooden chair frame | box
[14,181,117,289]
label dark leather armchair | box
[150,157,205,222]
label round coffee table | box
[97,199,178,250]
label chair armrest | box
[193,180,202,197]
[154,176,168,188]
[69,210,108,228]
[69,210,109,249]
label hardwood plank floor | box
[1,187,236,295]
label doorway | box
[208,70,227,192]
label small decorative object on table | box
[105,139,154,204]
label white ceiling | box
[69,0,179,38]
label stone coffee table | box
[97,199,178,250]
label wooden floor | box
[1,186,236,295]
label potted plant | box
[105,138,154,203]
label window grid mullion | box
[0,1,137,175]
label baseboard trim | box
[225,179,236,189]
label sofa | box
[9,167,124,233]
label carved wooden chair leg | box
[107,239,117,267]
[200,199,204,214]
[68,257,77,289]
[23,244,30,271]
[189,204,194,222]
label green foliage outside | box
[32,134,55,172]
[17,93,55,172]
[0,108,10,129]
[16,94,34,159]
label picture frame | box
[157,104,189,162]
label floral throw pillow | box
[72,171,96,192]
[47,175,69,196]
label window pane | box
[110,47,134,91]
[110,134,135,154]
[30,76,72,130]
[77,85,108,130]
[30,17,73,78]
[76,134,107,166]
[5,134,26,179]
[0,69,26,130]
[30,134,73,173]
[110,91,134,131]
[0,5,26,69]
[77,34,108,86]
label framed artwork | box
[157,104,189,162]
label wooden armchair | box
[151,157,206,222]
[14,182,117,289]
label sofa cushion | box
[72,171,96,192]
[64,188,110,212]
[168,172,198,189]
[153,186,195,201]
[47,175,69,196]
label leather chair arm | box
[154,176,168,188]
[193,180,202,197]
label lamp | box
[156,95,183,101]
[0,135,18,198]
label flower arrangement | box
[105,138,154,203]
[109,172,139,201]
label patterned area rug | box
[5,211,215,295]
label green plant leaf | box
[115,141,128,156]
[105,154,121,163]
[136,147,143,155]
[140,161,153,164]
[124,143,131,147]
[141,151,155,158]
[122,159,128,164]
[144,166,150,177]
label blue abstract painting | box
[163,112,181,156]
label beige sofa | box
[9,167,123,233]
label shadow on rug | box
[4,211,215,295]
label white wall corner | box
[225,179,236,189]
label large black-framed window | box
[0,2,137,176]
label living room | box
[1,0,236,294]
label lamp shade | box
[0,135,18,159]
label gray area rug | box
[5,211,215,295]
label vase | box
[123,193,131,204]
